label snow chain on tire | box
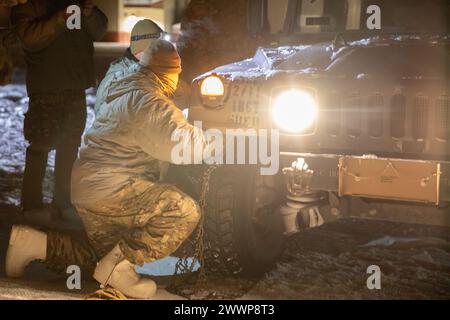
[168,165,219,294]
[202,172,243,276]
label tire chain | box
[167,165,219,295]
[168,165,248,298]
[195,166,243,276]
[203,182,243,276]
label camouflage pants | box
[46,184,201,274]
[22,91,86,210]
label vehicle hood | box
[196,35,449,82]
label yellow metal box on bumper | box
[338,157,442,205]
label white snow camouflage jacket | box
[71,57,206,211]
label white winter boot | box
[5,225,47,278]
[93,244,157,299]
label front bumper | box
[280,153,450,206]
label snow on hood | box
[198,45,318,82]
[196,34,449,82]
[348,34,450,46]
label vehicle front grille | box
[436,95,450,141]
[317,90,449,158]
[389,93,406,138]
[345,92,362,138]
[367,93,384,138]
[413,95,429,140]
[326,91,341,136]
[325,92,449,141]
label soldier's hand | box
[82,0,94,17]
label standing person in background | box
[0,0,27,85]
[11,0,107,224]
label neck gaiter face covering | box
[155,73,179,97]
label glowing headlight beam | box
[200,75,225,97]
[272,89,318,133]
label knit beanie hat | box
[130,19,163,55]
[139,40,182,75]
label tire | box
[202,165,285,277]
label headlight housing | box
[200,75,224,96]
[199,74,227,108]
[271,89,318,133]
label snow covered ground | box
[1,71,450,299]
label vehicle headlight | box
[200,75,224,97]
[272,89,318,133]
[199,75,226,108]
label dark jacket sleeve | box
[82,6,108,41]
[10,2,67,52]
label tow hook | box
[279,158,324,235]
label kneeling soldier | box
[6,39,208,299]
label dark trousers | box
[21,91,87,211]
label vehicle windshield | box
[289,0,449,33]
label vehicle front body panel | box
[188,36,450,214]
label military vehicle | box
[175,0,450,277]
